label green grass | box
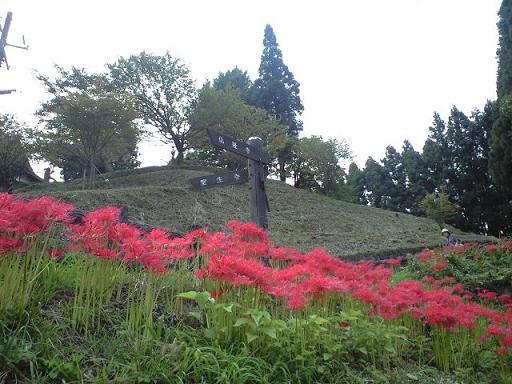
[17,164,491,259]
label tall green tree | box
[108,52,197,164]
[250,25,304,181]
[381,145,406,212]
[401,140,429,215]
[346,162,367,205]
[497,0,512,99]
[423,112,449,190]
[0,114,29,192]
[490,0,512,194]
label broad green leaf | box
[246,332,258,344]
[234,318,249,327]
[188,310,202,321]
[262,326,277,339]
[177,291,198,300]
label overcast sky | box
[0,0,502,174]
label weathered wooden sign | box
[207,128,270,164]
[189,169,249,190]
[189,129,270,232]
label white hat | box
[441,228,450,234]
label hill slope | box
[18,165,490,259]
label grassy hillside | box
[17,165,491,259]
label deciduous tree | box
[188,87,287,169]
[108,52,197,164]
[36,67,140,188]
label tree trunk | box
[175,150,184,165]
[82,167,87,190]
[279,161,286,182]
[0,180,11,193]
[88,159,96,189]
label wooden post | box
[247,137,268,230]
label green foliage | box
[497,0,512,99]
[35,66,140,187]
[290,136,352,198]
[419,192,459,227]
[212,68,252,102]
[188,87,288,169]
[490,95,512,196]
[405,243,512,295]
[346,162,367,205]
[361,157,396,209]
[0,114,28,191]
[1,236,510,383]
[356,103,511,236]
[108,51,197,164]
[0,233,56,317]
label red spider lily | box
[485,244,498,253]
[431,262,448,273]
[384,257,402,266]
[2,194,512,355]
[226,220,269,242]
[478,290,498,301]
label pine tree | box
[423,112,449,190]
[363,157,395,209]
[490,0,512,194]
[401,140,429,215]
[251,25,303,135]
[346,162,367,205]
[381,145,406,212]
[250,25,304,181]
[497,0,512,99]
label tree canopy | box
[108,52,197,164]
[188,87,288,169]
[35,66,140,187]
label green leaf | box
[221,303,234,313]
[246,332,258,344]
[406,373,419,381]
[234,318,249,327]
[262,326,277,339]
[188,310,202,321]
[384,344,395,354]
[250,312,263,326]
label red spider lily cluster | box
[1,194,511,354]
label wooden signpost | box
[189,128,270,230]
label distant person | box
[43,167,57,183]
[441,228,459,247]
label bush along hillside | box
[17,165,492,260]
[0,193,511,383]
